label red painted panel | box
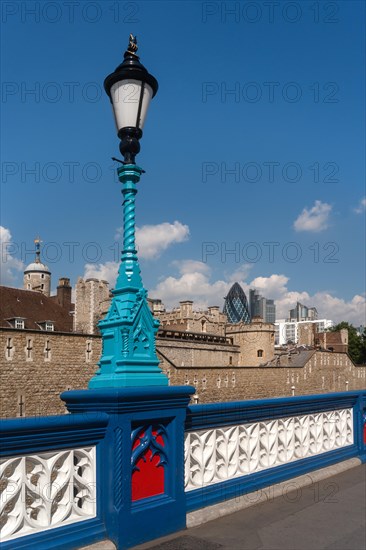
[132,430,165,502]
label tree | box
[328,322,366,365]
[359,327,366,364]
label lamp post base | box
[89,370,169,389]
[62,385,195,549]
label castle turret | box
[23,237,51,297]
[74,277,110,333]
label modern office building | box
[249,289,276,323]
[223,282,251,324]
[289,302,318,322]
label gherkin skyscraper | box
[223,282,251,324]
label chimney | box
[208,306,220,318]
[180,300,193,318]
[56,277,72,309]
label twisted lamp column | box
[88,162,168,388]
[115,164,144,290]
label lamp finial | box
[127,34,138,55]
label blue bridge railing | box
[184,391,366,512]
[0,390,365,549]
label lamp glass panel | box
[110,79,153,131]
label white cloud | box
[115,221,189,260]
[293,200,332,232]
[84,221,189,287]
[171,259,210,275]
[84,261,119,286]
[244,274,365,326]
[354,197,366,214]
[150,262,365,326]
[249,274,289,298]
[0,226,24,286]
[228,264,254,283]
[149,262,230,309]
[310,292,365,326]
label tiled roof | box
[265,349,316,367]
[0,286,74,332]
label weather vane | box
[127,33,138,54]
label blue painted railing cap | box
[0,411,109,433]
[63,385,194,400]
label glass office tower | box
[223,282,251,324]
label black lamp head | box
[104,36,159,164]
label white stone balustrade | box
[185,409,353,491]
[0,447,96,542]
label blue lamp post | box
[89,35,168,388]
[63,37,194,549]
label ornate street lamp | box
[89,36,168,388]
[104,34,158,165]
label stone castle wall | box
[0,328,100,418]
[160,351,366,403]
[156,302,227,336]
[2,328,365,417]
[157,338,240,368]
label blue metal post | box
[89,164,168,388]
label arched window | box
[257,349,263,358]
[201,320,207,333]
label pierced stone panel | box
[185,409,353,491]
[0,447,96,542]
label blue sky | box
[1,0,365,324]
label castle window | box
[27,274,30,279]
[26,338,33,360]
[15,318,25,329]
[86,341,92,362]
[41,284,44,290]
[17,393,25,417]
[45,322,54,331]
[201,320,207,333]
[229,356,233,365]
[44,339,51,360]
[6,338,14,360]
[41,273,45,279]
[257,349,264,358]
